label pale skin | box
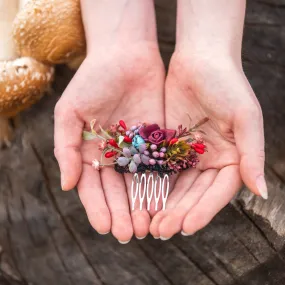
[54,0,267,242]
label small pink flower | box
[109,124,118,133]
[194,134,203,142]
[92,159,101,170]
[98,140,107,151]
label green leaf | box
[118,135,124,145]
[99,125,113,139]
[83,131,99,141]
[118,135,131,148]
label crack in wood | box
[0,174,29,285]
[232,233,261,264]
[44,220,75,285]
[170,241,221,285]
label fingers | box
[182,165,242,235]
[165,168,201,209]
[157,169,218,239]
[101,168,133,244]
[54,103,83,190]
[124,173,151,239]
[78,164,111,234]
[234,100,267,199]
[149,168,201,238]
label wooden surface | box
[1,0,285,284]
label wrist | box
[81,0,157,51]
[176,0,246,61]
[170,48,242,81]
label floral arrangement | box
[83,118,208,176]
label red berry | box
[193,143,206,149]
[195,148,205,154]
[123,136,132,143]
[105,151,117,158]
[169,138,178,145]
[119,120,127,130]
[108,139,119,148]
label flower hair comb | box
[83,118,208,211]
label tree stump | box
[1,0,285,284]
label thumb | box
[54,102,83,191]
[234,104,267,199]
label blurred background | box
[1,0,285,284]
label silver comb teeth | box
[131,173,170,211]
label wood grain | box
[0,0,285,284]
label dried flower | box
[84,118,208,176]
[139,124,176,145]
[109,124,118,134]
[132,135,145,149]
[98,140,107,151]
[92,159,101,170]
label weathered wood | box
[0,0,285,284]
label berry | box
[119,120,127,130]
[108,139,118,148]
[160,147,167,153]
[123,136,132,143]
[159,152,165,158]
[195,148,205,154]
[169,138,179,145]
[149,159,156,165]
[105,151,117,158]
[144,150,150,156]
[141,155,150,165]
[152,151,159,158]
[150,144,157,150]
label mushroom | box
[0,0,54,147]
[13,0,86,69]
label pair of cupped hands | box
[54,42,266,243]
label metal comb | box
[131,173,170,211]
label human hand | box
[150,0,266,239]
[54,0,165,243]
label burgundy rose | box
[139,124,176,145]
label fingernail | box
[136,235,147,240]
[181,231,191,236]
[98,231,110,235]
[118,240,131,244]
[160,236,171,241]
[256,175,268,200]
[61,174,67,190]
[153,236,159,239]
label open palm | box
[54,45,165,242]
[150,52,265,239]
